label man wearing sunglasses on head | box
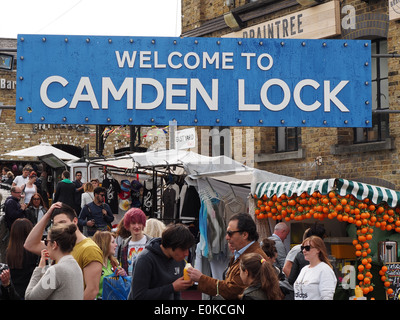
[187,213,268,300]
[78,187,114,237]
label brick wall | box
[0,69,141,160]
[181,0,400,189]
[0,37,157,160]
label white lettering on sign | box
[40,76,68,109]
[115,51,235,70]
[102,77,134,109]
[241,53,273,70]
[40,76,219,111]
[0,78,16,90]
[238,78,349,112]
[40,75,349,113]
[135,78,164,110]
[39,49,350,114]
[70,77,99,109]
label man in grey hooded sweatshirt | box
[128,223,195,300]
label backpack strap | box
[85,203,93,219]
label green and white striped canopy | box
[254,178,400,208]
[254,179,336,199]
[336,179,400,208]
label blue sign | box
[16,34,371,127]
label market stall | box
[252,177,400,299]
[92,149,256,220]
[92,150,301,291]
[2,144,80,198]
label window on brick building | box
[354,39,389,143]
[276,127,299,152]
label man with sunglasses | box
[78,187,114,236]
[187,213,268,300]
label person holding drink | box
[25,223,84,300]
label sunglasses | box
[226,230,242,237]
[301,245,314,252]
[32,198,40,201]
[44,239,54,246]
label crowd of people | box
[0,165,338,300]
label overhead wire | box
[35,0,84,33]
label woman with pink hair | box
[117,208,152,276]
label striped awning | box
[336,179,400,208]
[255,178,400,208]
[254,179,336,199]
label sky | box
[0,0,182,39]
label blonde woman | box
[92,231,126,299]
[143,218,166,238]
[293,236,337,300]
[81,182,94,208]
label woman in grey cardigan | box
[25,224,84,300]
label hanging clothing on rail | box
[141,179,153,216]
[130,179,143,208]
[102,177,121,215]
[162,183,179,220]
[222,185,246,225]
[196,178,227,260]
[180,185,200,220]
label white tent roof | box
[94,150,209,168]
[93,149,254,184]
[93,149,299,187]
[4,142,79,161]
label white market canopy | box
[94,150,210,170]
[93,149,304,187]
[93,149,255,185]
[4,142,79,161]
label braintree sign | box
[16,34,371,127]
